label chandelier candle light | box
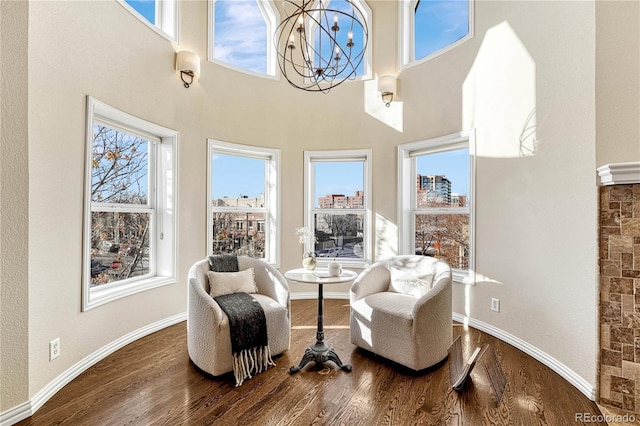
[276,0,368,93]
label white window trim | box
[208,0,280,79]
[118,0,179,43]
[397,130,475,284]
[398,0,474,70]
[304,149,372,268]
[83,96,179,311]
[207,139,281,266]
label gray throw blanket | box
[209,255,274,386]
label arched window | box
[209,0,279,77]
[120,0,178,42]
[400,0,473,68]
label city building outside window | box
[304,150,371,267]
[208,140,280,265]
[83,97,178,310]
[398,131,475,283]
[120,0,178,41]
[399,0,473,68]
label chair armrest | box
[412,275,452,332]
[350,262,390,302]
[188,276,225,327]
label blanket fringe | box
[233,345,275,387]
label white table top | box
[284,268,358,284]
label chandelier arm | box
[276,0,369,92]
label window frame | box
[304,149,372,268]
[83,96,178,311]
[398,130,475,284]
[398,0,474,70]
[118,0,179,43]
[207,139,281,266]
[208,0,280,78]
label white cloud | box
[214,0,268,73]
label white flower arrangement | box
[295,227,317,257]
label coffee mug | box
[328,262,342,277]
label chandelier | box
[275,0,368,93]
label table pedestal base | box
[289,341,352,373]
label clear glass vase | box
[302,252,317,270]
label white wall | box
[0,0,30,411]
[596,0,640,166]
[6,0,640,415]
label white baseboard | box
[452,312,596,401]
[0,312,186,426]
[0,402,31,426]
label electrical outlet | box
[491,298,500,313]
[50,338,60,361]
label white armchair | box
[350,255,452,371]
[187,256,291,376]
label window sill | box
[84,276,176,311]
[453,270,475,285]
[315,258,368,270]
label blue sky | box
[314,161,363,199]
[125,0,155,23]
[211,154,265,199]
[214,0,268,74]
[416,148,469,195]
[415,0,469,59]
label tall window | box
[120,0,178,41]
[398,131,474,283]
[83,97,178,310]
[208,140,280,265]
[304,150,371,266]
[399,0,473,68]
[209,0,279,76]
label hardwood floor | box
[17,299,607,425]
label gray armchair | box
[350,255,452,371]
[187,256,290,376]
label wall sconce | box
[378,75,397,107]
[175,51,200,88]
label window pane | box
[125,0,156,24]
[313,0,367,78]
[415,213,469,269]
[214,0,267,74]
[314,161,364,208]
[314,212,364,259]
[211,211,266,258]
[92,124,149,204]
[414,0,469,60]
[91,211,150,286]
[416,148,469,208]
[211,153,265,201]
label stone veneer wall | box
[599,183,640,411]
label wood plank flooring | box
[17,300,607,425]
